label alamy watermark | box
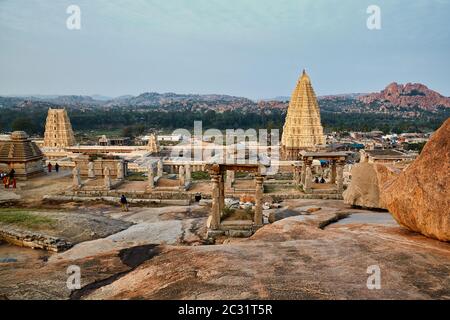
[66,265,81,290]
[367,5,381,30]
[169,121,280,174]
[366,265,381,290]
[66,5,81,30]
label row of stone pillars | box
[209,170,264,230]
[295,160,345,193]
[178,163,192,187]
[147,160,193,191]
[73,164,123,190]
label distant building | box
[360,149,414,164]
[43,108,76,148]
[98,135,131,146]
[0,131,44,179]
[157,135,183,142]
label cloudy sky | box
[0,0,449,99]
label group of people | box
[314,176,326,184]
[47,162,60,173]
[1,169,16,189]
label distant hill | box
[0,92,253,109]
[105,92,254,107]
[1,83,449,114]
[359,83,450,111]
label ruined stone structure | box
[74,155,127,178]
[297,151,348,195]
[0,131,44,180]
[43,108,76,148]
[147,134,159,154]
[281,70,325,160]
[207,164,266,237]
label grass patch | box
[192,171,210,181]
[126,172,147,181]
[0,209,56,230]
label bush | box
[191,171,210,181]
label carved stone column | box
[209,173,221,230]
[72,167,81,189]
[226,170,234,189]
[336,163,344,193]
[185,164,191,183]
[88,161,95,179]
[330,161,337,184]
[157,160,163,177]
[300,163,306,186]
[104,167,111,190]
[294,164,301,186]
[148,166,154,190]
[179,165,185,186]
[117,161,124,180]
[254,175,264,226]
[218,174,225,217]
[304,165,312,193]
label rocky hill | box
[359,82,450,111]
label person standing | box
[47,163,52,173]
[120,195,129,212]
[55,162,60,173]
[3,173,8,189]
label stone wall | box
[0,226,72,252]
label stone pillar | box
[304,165,312,193]
[148,167,154,190]
[336,163,344,193]
[226,170,234,189]
[254,176,264,226]
[117,161,124,180]
[72,167,81,189]
[179,165,185,186]
[300,164,305,186]
[209,174,221,230]
[157,160,163,177]
[330,161,337,184]
[88,161,95,178]
[294,165,301,186]
[185,164,191,183]
[219,174,225,217]
[104,167,111,190]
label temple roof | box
[0,131,43,162]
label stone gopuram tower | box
[281,70,325,160]
[43,108,76,148]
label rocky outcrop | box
[343,162,399,210]
[359,82,450,111]
[382,119,450,241]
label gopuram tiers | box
[281,70,326,160]
[43,108,76,148]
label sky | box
[0,0,449,99]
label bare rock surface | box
[0,209,132,244]
[343,162,399,209]
[382,118,450,241]
[1,199,449,300]
[85,210,450,300]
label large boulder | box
[343,162,399,210]
[382,119,450,241]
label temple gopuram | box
[43,108,76,148]
[281,70,325,160]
